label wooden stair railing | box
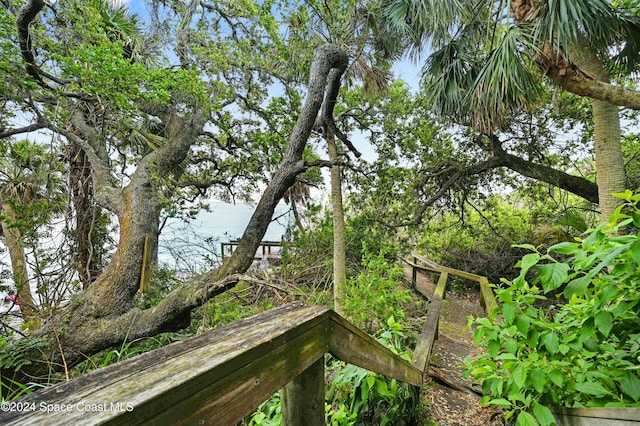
[406,252,499,379]
[1,256,500,426]
[0,302,421,426]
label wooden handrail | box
[2,256,497,426]
[408,252,498,317]
[0,302,420,426]
[412,271,448,377]
[407,253,500,382]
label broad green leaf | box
[488,398,513,408]
[519,253,541,273]
[558,344,570,355]
[497,353,518,360]
[361,380,370,402]
[548,241,580,255]
[594,311,613,337]
[542,333,560,354]
[619,372,640,402]
[612,189,634,201]
[502,303,517,323]
[582,229,604,248]
[532,401,557,426]
[548,369,564,387]
[489,341,502,357]
[515,315,531,336]
[631,240,640,264]
[530,370,547,393]
[513,365,527,388]
[537,263,570,292]
[375,378,392,397]
[575,381,612,396]
[514,243,537,251]
[564,276,590,298]
[516,411,538,426]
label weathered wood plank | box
[148,322,330,426]
[553,407,640,425]
[2,301,430,426]
[411,253,440,271]
[281,357,325,426]
[404,261,435,298]
[478,277,498,318]
[412,272,448,376]
[0,302,329,426]
[411,253,485,282]
[5,302,316,414]
[328,313,422,387]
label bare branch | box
[322,68,362,158]
[0,121,46,138]
[16,0,46,84]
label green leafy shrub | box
[0,333,49,400]
[246,392,282,426]
[343,245,412,333]
[326,316,420,426]
[419,198,536,286]
[279,212,402,289]
[464,191,640,425]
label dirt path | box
[404,265,502,426]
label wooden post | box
[412,271,448,377]
[139,234,153,293]
[281,357,325,426]
[412,264,417,287]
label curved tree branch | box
[407,138,600,226]
[487,135,600,203]
[16,0,46,84]
[322,68,362,158]
[547,65,640,110]
[215,44,350,277]
[0,121,46,138]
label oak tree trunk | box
[3,45,350,385]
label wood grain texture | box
[1,301,427,426]
[412,272,448,376]
[328,313,422,387]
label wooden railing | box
[405,254,640,425]
[1,255,499,426]
[0,302,421,426]
[221,240,282,260]
[406,252,498,377]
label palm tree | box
[280,0,402,313]
[380,0,640,220]
[1,188,38,323]
[284,0,405,314]
[0,140,64,326]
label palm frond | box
[380,0,470,51]
[609,14,640,75]
[532,0,614,56]
[421,38,481,126]
[468,27,543,133]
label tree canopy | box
[0,0,638,388]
